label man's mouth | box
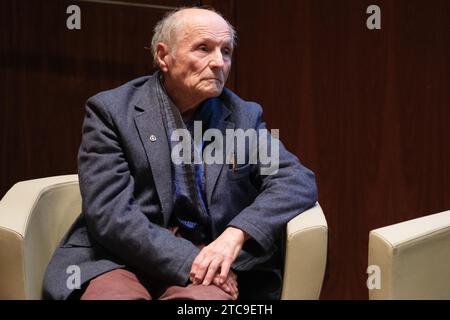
[204,77,222,83]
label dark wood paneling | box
[234,0,450,299]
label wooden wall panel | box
[234,0,450,299]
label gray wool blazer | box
[43,73,318,300]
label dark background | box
[1,0,449,299]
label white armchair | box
[0,175,81,299]
[368,210,450,299]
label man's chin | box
[203,87,224,98]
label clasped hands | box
[189,227,249,300]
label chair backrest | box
[0,175,80,299]
[368,210,450,299]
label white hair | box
[150,7,236,67]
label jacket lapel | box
[133,76,173,226]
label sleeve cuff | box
[227,217,273,253]
[175,246,200,285]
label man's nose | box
[209,49,225,69]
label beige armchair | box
[0,175,327,300]
[0,175,81,300]
[281,202,328,299]
[368,210,450,299]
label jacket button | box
[149,135,157,142]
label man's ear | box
[156,43,171,72]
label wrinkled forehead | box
[177,11,233,45]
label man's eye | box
[198,45,209,52]
[222,48,231,56]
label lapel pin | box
[149,135,157,142]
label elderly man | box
[43,7,317,300]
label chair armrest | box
[0,175,80,299]
[368,210,450,299]
[281,202,328,300]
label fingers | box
[202,258,221,285]
[214,276,232,295]
[226,275,239,300]
[227,270,238,299]
[191,250,228,285]
[193,260,211,285]
[190,233,242,286]
[190,251,207,284]
[191,252,224,285]
[215,275,238,299]
[219,255,233,284]
[227,273,237,290]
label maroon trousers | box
[80,268,233,300]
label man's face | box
[165,11,233,101]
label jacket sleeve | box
[228,104,318,270]
[78,97,199,285]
